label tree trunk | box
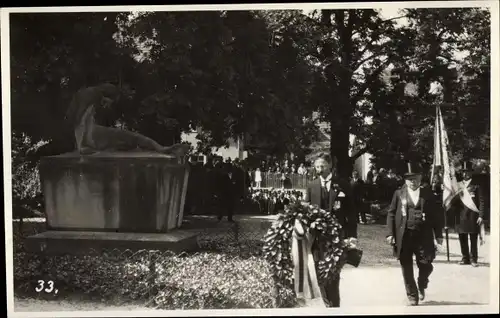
[329,121,353,180]
[328,75,354,180]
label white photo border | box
[2,1,499,316]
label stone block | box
[25,230,199,255]
[39,151,190,233]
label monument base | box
[25,230,199,255]
[39,152,190,233]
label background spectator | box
[351,170,367,224]
[254,167,262,188]
[297,163,307,175]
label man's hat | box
[404,161,423,178]
[460,161,474,172]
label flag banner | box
[431,106,459,211]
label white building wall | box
[180,131,244,161]
[350,133,373,181]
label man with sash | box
[386,161,444,306]
[293,153,358,307]
[453,161,485,267]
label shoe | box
[408,297,419,306]
[471,261,479,267]
[418,287,426,301]
[459,259,471,265]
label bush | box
[153,253,276,309]
[13,215,297,308]
[13,248,295,309]
[12,132,47,217]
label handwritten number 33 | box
[35,280,54,293]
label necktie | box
[322,180,329,199]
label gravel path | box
[341,231,491,307]
[13,232,492,312]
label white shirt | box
[408,187,420,206]
[320,173,333,192]
[254,170,262,182]
[463,179,471,188]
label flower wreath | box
[263,200,349,287]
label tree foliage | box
[10,7,490,182]
[10,12,138,155]
[120,10,319,157]
[283,9,408,177]
[284,8,490,177]
[371,8,491,173]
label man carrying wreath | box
[386,161,444,306]
[294,153,358,307]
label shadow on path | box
[433,260,490,267]
[435,251,463,258]
[421,300,486,306]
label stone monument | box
[26,83,198,254]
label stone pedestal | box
[25,230,199,255]
[28,151,198,254]
[39,151,190,232]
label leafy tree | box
[123,10,319,158]
[10,12,135,156]
[281,9,407,178]
[372,8,491,173]
[271,8,490,178]
[11,10,320,169]
[453,8,490,160]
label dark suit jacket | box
[452,179,485,234]
[386,184,443,260]
[350,178,365,204]
[210,165,231,198]
[305,177,358,239]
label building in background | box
[350,134,373,181]
[181,127,246,164]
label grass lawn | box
[356,223,399,267]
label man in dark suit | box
[303,153,358,307]
[224,163,241,222]
[453,161,485,267]
[212,158,234,222]
[229,160,245,201]
[386,162,444,306]
[350,170,367,224]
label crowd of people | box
[184,154,489,232]
[248,159,312,189]
[184,154,407,223]
[185,156,250,222]
[248,160,408,203]
[249,188,305,215]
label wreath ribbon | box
[291,224,326,307]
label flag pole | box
[436,106,450,261]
